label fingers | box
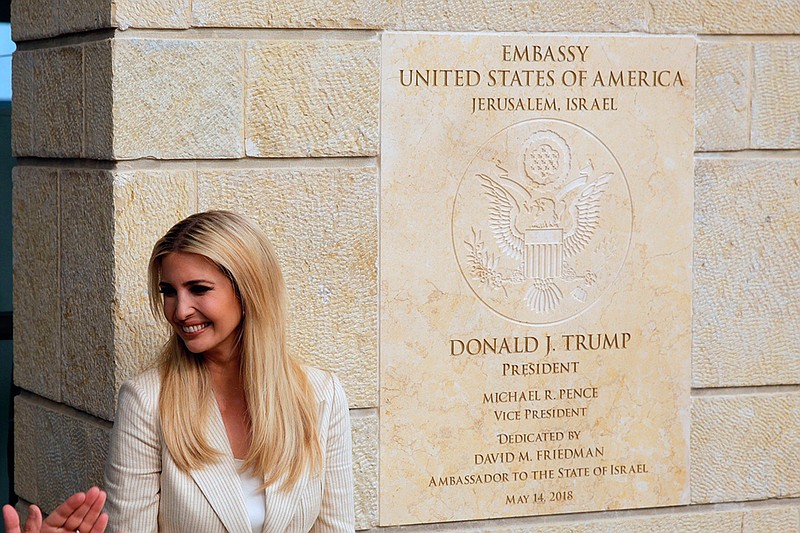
[63,487,100,531]
[43,491,86,529]
[86,512,108,533]
[23,505,42,533]
[50,487,102,533]
[2,504,21,533]
[10,488,109,533]
[74,489,107,533]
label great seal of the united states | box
[452,118,633,325]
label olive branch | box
[463,228,510,297]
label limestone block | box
[13,399,36,508]
[60,169,195,420]
[11,0,60,41]
[752,43,800,149]
[378,508,795,532]
[197,168,377,407]
[32,45,84,158]
[648,0,800,33]
[245,40,378,157]
[14,394,111,513]
[193,0,396,28]
[61,0,113,35]
[12,0,190,38]
[12,0,112,40]
[692,394,800,503]
[114,0,191,30]
[744,508,800,533]
[60,170,116,419]
[84,40,115,160]
[12,167,60,402]
[396,0,649,31]
[351,411,377,530]
[695,42,750,152]
[693,159,800,387]
[11,51,34,157]
[113,39,243,159]
[110,170,196,384]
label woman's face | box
[159,252,243,363]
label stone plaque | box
[379,33,694,525]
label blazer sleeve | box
[104,375,161,533]
[311,373,356,532]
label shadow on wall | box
[0,98,13,529]
[0,15,16,531]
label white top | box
[234,459,265,533]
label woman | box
[104,211,354,532]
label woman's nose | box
[174,293,194,320]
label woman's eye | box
[159,287,176,296]
[191,286,212,295]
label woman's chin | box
[176,335,207,355]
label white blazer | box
[104,366,355,533]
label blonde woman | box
[104,211,354,532]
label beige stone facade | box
[10,1,799,531]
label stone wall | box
[10,0,799,530]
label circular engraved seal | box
[452,119,633,325]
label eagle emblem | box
[463,130,613,313]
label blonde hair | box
[148,210,321,490]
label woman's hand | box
[2,486,111,533]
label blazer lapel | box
[189,401,251,533]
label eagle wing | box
[563,173,611,257]
[478,174,524,260]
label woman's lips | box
[181,323,209,334]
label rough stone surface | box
[695,42,750,152]
[111,170,196,387]
[197,168,377,407]
[113,39,243,159]
[12,0,111,40]
[693,159,800,387]
[12,0,192,39]
[193,0,396,28]
[11,0,60,41]
[246,40,379,157]
[13,399,38,507]
[11,51,34,157]
[351,411,377,530]
[84,40,115,160]
[10,1,800,38]
[61,0,113,35]
[12,167,61,402]
[744,508,800,532]
[57,170,196,418]
[32,46,84,158]
[60,170,116,420]
[14,394,111,513]
[648,0,800,34]
[114,0,191,30]
[373,507,797,532]
[396,0,649,31]
[752,43,800,149]
[692,393,800,503]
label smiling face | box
[159,252,243,363]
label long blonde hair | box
[148,210,321,489]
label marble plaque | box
[379,33,694,525]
